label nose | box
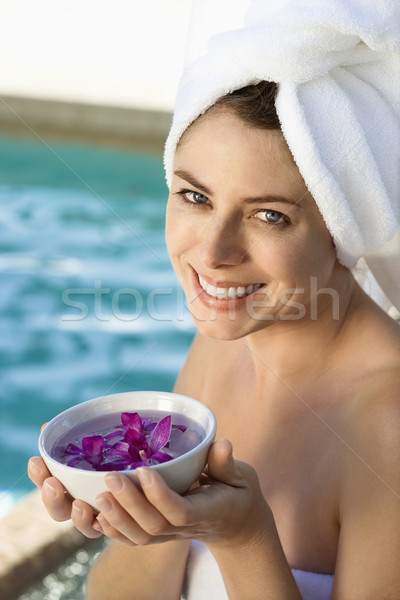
[197,215,247,269]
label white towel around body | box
[182,541,334,600]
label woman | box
[29,1,400,598]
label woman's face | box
[166,109,340,340]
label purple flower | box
[62,411,185,472]
[65,435,105,469]
[103,411,156,444]
[110,415,174,469]
[121,412,156,433]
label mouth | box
[198,274,264,300]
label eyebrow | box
[174,170,213,196]
[173,169,302,207]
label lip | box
[189,267,266,311]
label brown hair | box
[177,80,296,169]
[177,81,282,150]
[211,81,281,130]
[177,80,303,185]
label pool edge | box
[0,95,172,155]
[0,489,98,599]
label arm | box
[85,334,301,598]
[91,439,301,600]
[202,454,302,600]
[29,333,301,599]
[26,334,206,599]
[85,335,209,599]
[209,521,301,600]
[28,457,190,600]
[86,540,190,600]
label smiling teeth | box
[198,276,262,299]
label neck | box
[245,269,360,389]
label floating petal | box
[65,443,84,456]
[172,424,187,433]
[103,429,124,443]
[152,450,173,464]
[82,435,104,457]
[121,412,143,432]
[149,416,172,453]
[124,428,148,450]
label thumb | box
[206,439,244,487]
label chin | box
[191,313,274,341]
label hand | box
[27,456,103,539]
[92,439,273,550]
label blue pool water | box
[0,136,195,515]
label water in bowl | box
[52,410,205,470]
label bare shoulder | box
[340,328,400,476]
[333,362,400,598]
[340,302,400,443]
[346,303,400,445]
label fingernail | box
[28,456,40,475]
[137,467,152,488]
[43,480,57,498]
[97,514,110,528]
[92,519,103,533]
[105,474,123,493]
[72,502,83,518]
[96,495,112,513]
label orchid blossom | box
[64,412,185,471]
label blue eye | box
[259,209,286,224]
[185,191,208,204]
[175,189,210,209]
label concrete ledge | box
[0,489,98,600]
[0,95,172,153]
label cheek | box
[165,201,180,253]
[307,229,337,273]
[165,202,174,255]
[257,234,306,278]
[165,201,192,266]
[257,229,336,284]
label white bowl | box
[39,391,217,510]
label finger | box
[95,512,135,546]
[40,476,73,522]
[136,468,195,528]
[95,489,151,544]
[136,466,237,532]
[96,475,172,544]
[206,439,245,487]
[28,456,52,489]
[71,500,103,539]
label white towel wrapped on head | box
[164,0,400,310]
